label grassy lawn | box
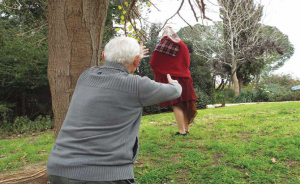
[1,102,300,183]
[0,133,54,173]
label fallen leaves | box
[19,154,27,161]
[271,157,277,164]
[38,150,47,154]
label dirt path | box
[207,101,300,108]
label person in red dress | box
[150,27,198,136]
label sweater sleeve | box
[138,76,182,107]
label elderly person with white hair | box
[46,37,182,184]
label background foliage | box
[0,0,298,137]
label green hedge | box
[0,115,53,138]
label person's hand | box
[140,41,149,59]
[167,74,178,83]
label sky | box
[147,0,300,79]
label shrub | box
[261,74,298,86]
[259,74,300,101]
[233,74,300,103]
[253,86,274,102]
[143,105,161,115]
[214,88,235,104]
[0,103,12,123]
[0,115,54,138]
[233,90,257,103]
[195,88,211,109]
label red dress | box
[156,76,198,107]
[150,38,198,123]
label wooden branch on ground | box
[0,167,48,184]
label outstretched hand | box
[140,41,149,59]
[167,74,178,83]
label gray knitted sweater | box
[47,61,182,181]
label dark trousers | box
[48,175,137,184]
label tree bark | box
[222,77,232,107]
[220,78,228,91]
[216,79,224,91]
[47,0,110,137]
[232,64,239,96]
[255,74,260,87]
[239,77,244,92]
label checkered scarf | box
[154,39,181,57]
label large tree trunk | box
[232,71,239,96]
[47,0,110,137]
[255,73,260,87]
[238,77,244,92]
[222,77,232,107]
[232,60,239,96]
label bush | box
[214,88,235,104]
[233,74,300,103]
[234,84,300,103]
[233,86,273,103]
[143,104,173,115]
[233,90,257,103]
[143,105,160,115]
[260,74,300,102]
[0,103,13,123]
[261,74,298,86]
[253,86,274,102]
[195,88,211,109]
[0,115,54,138]
[262,83,300,102]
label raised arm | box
[138,75,182,107]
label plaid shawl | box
[154,39,181,57]
[150,38,192,81]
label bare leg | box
[173,106,186,134]
[183,112,190,132]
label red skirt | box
[156,77,198,107]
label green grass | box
[0,133,54,172]
[137,102,300,183]
[1,102,300,183]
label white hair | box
[104,37,140,64]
